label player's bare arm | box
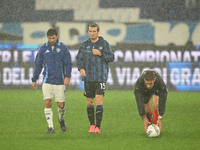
[92,49,102,56]
[64,77,70,85]
[80,69,86,77]
[157,115,162,132]
[142,116,150,132]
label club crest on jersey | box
[56,48,61,53]
[98,46,103,50]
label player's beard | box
[90,36,98,42]
[50,42,56,46]
[91,37,97,40]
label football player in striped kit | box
[76,23,114,134]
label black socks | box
[87,105,103,128]
[87,106,95,125]
[96,105,103,128]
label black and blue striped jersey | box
[76,36,114,82]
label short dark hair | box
[47,29,58,36]
[144,71,156,81]
[89,22,100,32]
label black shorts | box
[84,81,106,98]
[134,92,157,104]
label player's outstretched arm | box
[142,117,150,132]
[157,117,162,133]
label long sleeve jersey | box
[134,69,168,116]
[76,36,114,82]
[32,40,72,85]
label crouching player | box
[134,69,168,133]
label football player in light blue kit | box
[32,29,72,133]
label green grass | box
[0,90,200,150]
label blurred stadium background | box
[0,0,200,91]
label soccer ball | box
[146,124,160,137]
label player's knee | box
[57,102,65,109]
[87,101,94,107]
[45,99,52,108]
[145,110,151,115]
[86,98,94,106]
[96,96,103,105]
[59,105,64,109]
[145,112,150,115]
[96,101,103,106]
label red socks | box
[153,109,158,124]
[146,109,158,124]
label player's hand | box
[32,82,37,90]
[92,49,102,56]
[64,77,70,85]
[143,118,150,132]
[157,119,162,133]
[80,69,86,77]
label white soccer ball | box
[146,124,160,137]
